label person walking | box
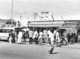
[29,29,33,44]
[48,29,55,54]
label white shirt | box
[54,30,57,35]
[56,32,59,39]
[18,31,23,38]
[48,30,52,38]
[29,30,33,37]
[48,30,54,41]
[39,32,43,38]
[33,31,38,38]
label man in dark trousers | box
[9,30,15,43]
[29,29,33,44]
[48,29,55,54]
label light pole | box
[11,0,13,25]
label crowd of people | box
[8,27,80,54]
[9,29,28,44]
[28,28,68,46]
[9,28,80,46]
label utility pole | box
[11,0,13,25]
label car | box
[0,26,29,42]
[0,27,15,41]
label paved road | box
[0,42,80,59]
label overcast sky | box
[0,0,80,21]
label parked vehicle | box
[54,34,68,47]
[0,26,29,42]
[0,27,15,41]
[60,36,68,45]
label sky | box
[0,0,80,21]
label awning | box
[28,21,64,25]
[28,24,62,27]
[28,21,64,27]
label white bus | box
[0,27,15,41]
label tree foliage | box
[6,20,16,25]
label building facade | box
[28,20,80,35]
[34,12,54,21]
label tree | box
[6,20,16,25]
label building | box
[34,12,54,21]
[28,20,64,28]
[28,20,80,35]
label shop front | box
[28,20,64,31]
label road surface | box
[0,41,80,59]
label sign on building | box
[34,12,53,21]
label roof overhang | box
[28,21,64,27]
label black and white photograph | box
[0,0,80,59]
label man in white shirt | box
[38,30,43,44]
[29,29,33,44]
[33,30,38,44]
[17,30,23,43]
[48,29,55,54]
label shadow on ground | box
[49,52,59,54]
